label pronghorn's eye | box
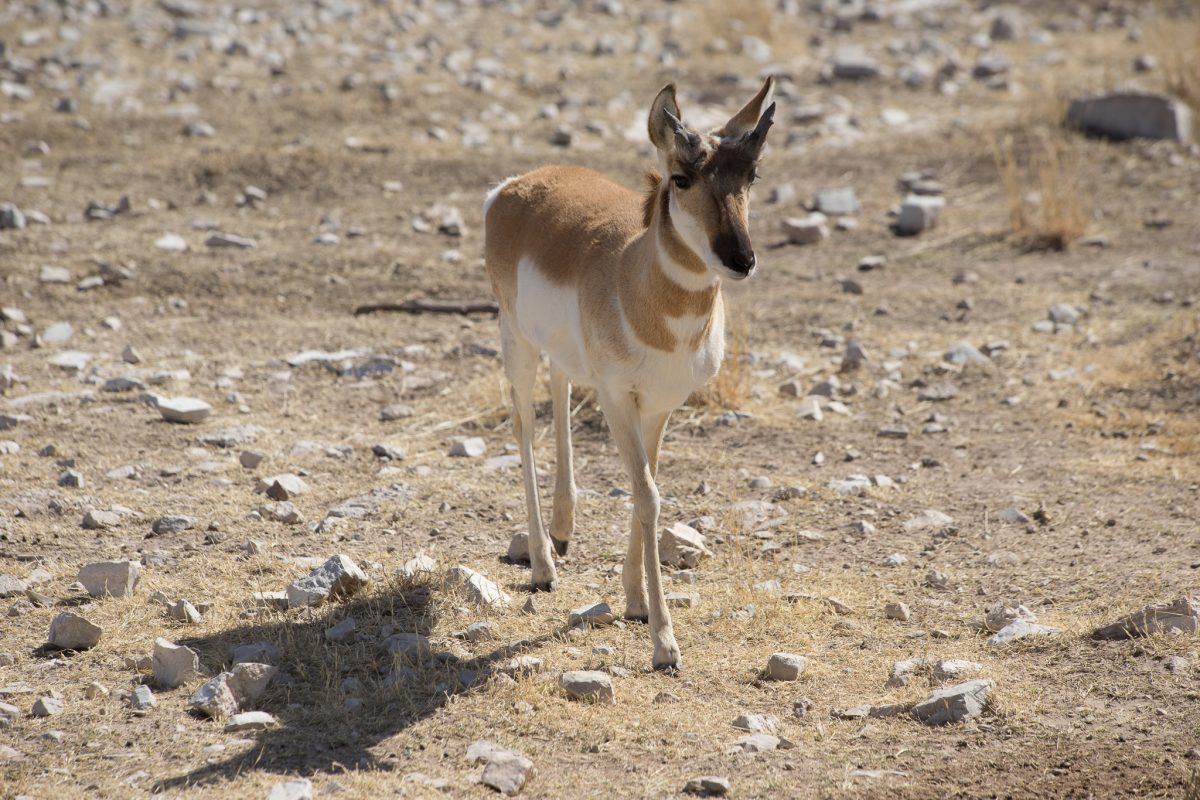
[670,174,692,190]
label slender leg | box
[599,391,681,671]
[499,317,556,591]
[548,365,576,557]
[623,410,669,623]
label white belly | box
[513,257,592,383]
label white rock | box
[728,734,782,753]
[912,678,993,725]
[130,685,156,710]
[205,231,256,249]
[32,696,64,717]
[168,599,203,624]
[988,619,1061,646]
[49,350,90,371]
[257,473,309,500]
[153,638,199,688]
[286,554,369,608]
[481,749,535,796]
[659,522,711,568]
[444,565,511,607]
[558,670,615,703]
[831,46,881,79]
[984,599,1037,632]
[48,612,102,650]
[796,396,823,421]
[449,436,486,457]
[732,713,778,733]
[765,652,807,681]
[902,509,954,532]
[398,553,437,579]
[266,779,313,800]
[568,602,614,627]
[156,397,212,424]
[188,674,239,719]
[782,212,829,245]
[932,659,983,683]
[684,776,731,795]
[506,532,530,563]
[382,632,431,661]
[77,560,140,598]
[155,233,188,251]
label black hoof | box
[551,538,569,556]
[532,580,557,593]
[653,661,682,674]
[624,613,649,624]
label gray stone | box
[0,575,26,597]
[912,678,992,725]
[684,776,731,796]
[223,710,276,731]
[973,53,1010,78]
[896,195,945,235]
[0,701,19,726]
[239,450,265,469]
[258,474,309,500]
[659,523,711,568]
[40,265,71,284]
[904,509,955,532]
[156,397,211,424]
[382,632,431,661]
[58,469,84,488]
[1093,597,1200,639]
[230,642,279,665]
[32,696,64,717]
[1067,92,1193,143]
[49,351,90,371]
[984,599,1037,632]
[325,617,357,642]
[728,733,782,753]
[568,602,614,627]
[988,619,1061,646]
[932,659,983,683]
[41,322,73,343]
[944,341,989,365]
[258,502,303,524]
[81,508,121,531]
[130,685,156,710]
[77,560,140,598]
[153,638,199,688]
[380,404,414,421]
[48,612,103,650]
[885,602,911,621]
[559,670,615,703]
[831,46,881,79]
[782,212,829,245]
[481,749,535,796]
[204,232,256,249]
[765,652,808,681]
[198,425,264,448]
[168,599,203,624]
[371,443,406,461]
[151,515,196,535]
[286,554,368,608]
[506,532,530,563]
[464,621,498,642]
[444,565,511,607]
[449,436,486,457]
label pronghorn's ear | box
[719,77,775,140]
[649,84,701,157]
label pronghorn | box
[483,79,776,670]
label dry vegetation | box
[1,0,1199,799]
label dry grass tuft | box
[687,301,750,411]
[1156,19,1200,110]
[990,128,1090,252]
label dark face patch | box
[669,138,760,276]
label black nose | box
[729,251,755,272]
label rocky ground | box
[2,0,1200,798]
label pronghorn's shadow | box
[152,577,560,793]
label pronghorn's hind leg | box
[500,316,558,591]
[548,364,576,557]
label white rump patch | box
[483,175,521,219]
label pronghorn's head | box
[648,78,776,281]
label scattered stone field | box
[1,0,1199,798]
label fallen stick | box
[354,299,499,316]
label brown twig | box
[353,299,499,316]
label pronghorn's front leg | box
[548,365,576,557]
[500,318,557,591]
[601,392,681,671]
[622,410,669,623]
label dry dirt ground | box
[2,0,1200,798]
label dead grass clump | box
[1156,19,1200,111]
[991,129,1090,252]
[687,301,750,411]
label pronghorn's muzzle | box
[712,231,756,278]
